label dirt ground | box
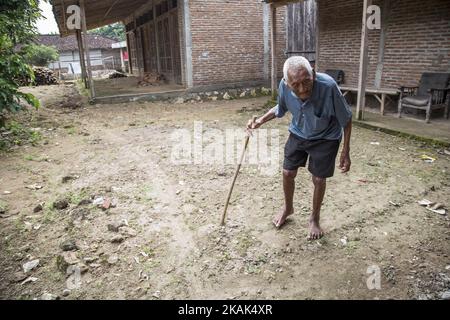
[0,84,449,300]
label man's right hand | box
[246,117,262,135]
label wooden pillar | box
[356,0,371,120]
[120,47,125,71]
[79,0,95,101]
[270,3,277,99]
[314,0,320,71]
[153,4,161,74]
[127,32,134,74]
[75,29,88,88]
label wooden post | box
[126,33,133,74]
[58,61,62,81]
[120,47,125,71]
[79,0,95,101]
[356,0,371,120]
[270,3,277,99]
[314,0,320,71]
[153,4,161,74]
[380,93,386,115]
[75,29,88,88]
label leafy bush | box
[22,44,59,67]
[0,0,42,120]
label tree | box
[89,23,125,41]
[22,44,59,67]
[0,0,41,120]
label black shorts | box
[283,133,340,178]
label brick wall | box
[188,0,286,87]
[318,0,450,89]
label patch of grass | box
[236,232,255,255]
[0,200,8,213]
[135,185,154,204]
[42,203,57,224]
[68,189,90,205]
[75,79,89,97]
[143,258,161,271]
[13,215,27,234]
[0,121,42,151]
[141,244,157,259]
[24,154,36,161]
[219,250,232,262]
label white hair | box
[283,56,313,81]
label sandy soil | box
[0,84,449,300]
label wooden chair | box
[397,72,450,123]
[325,69,345,85]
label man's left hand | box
[339,150,351,173]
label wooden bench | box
[339,86,399,115]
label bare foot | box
[273,208,293,229]
[308,219,324,240]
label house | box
[37,34,124,72]
[49,0,289,93]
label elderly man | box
[247,56,352,240]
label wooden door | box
[286,1,317,62]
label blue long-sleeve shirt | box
[274,72,352,140]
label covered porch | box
[50,0,187,102]
[265,0,450,126]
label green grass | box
[24,154,36,161]
[135,185,154,203]
[0,200,8,213]
[42,202,58,224]
[141,245,156,258]
[66,127,76,135]
[0,121,42,151]
[68,189,90,205]
[75,79,89,97]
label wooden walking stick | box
[221,116,258,225]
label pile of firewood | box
[32,67,58,86]
[138,72,165,86]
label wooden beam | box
[103,0,120,20]
[75,29,88,88]
[355,0,371,120]
[314,0,319,71]
[270,3,277,99]
[153,3,162,74]
[267,0,302,8]
[80,0,96,101]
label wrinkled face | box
[286,67,314,100]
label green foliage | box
[22,44,59,67]
[0,0,42,118]
[89,23,125,41]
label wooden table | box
[339,86,399,115]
